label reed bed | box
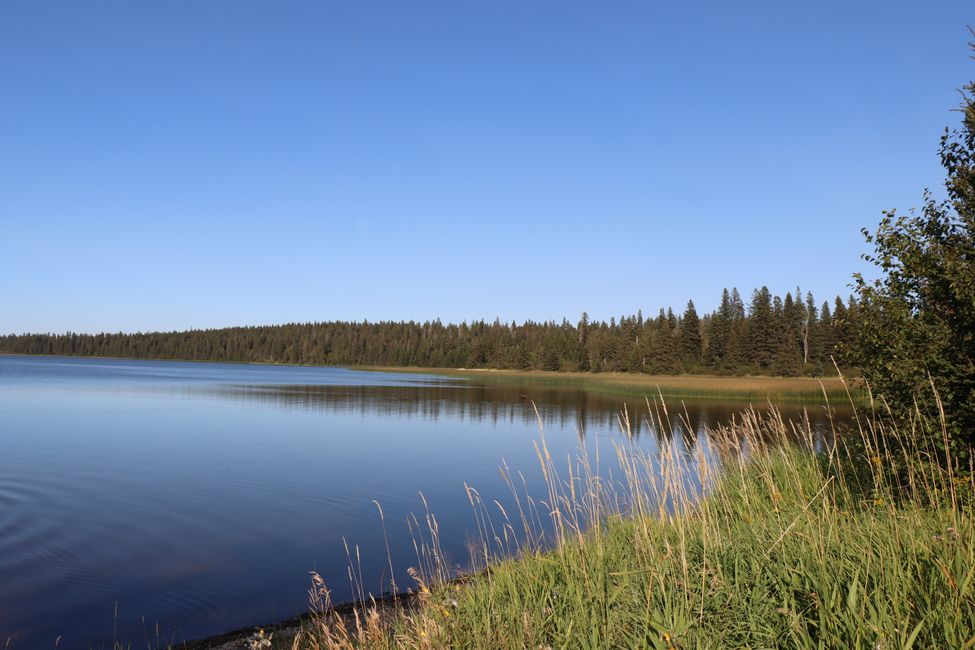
[273,384,972,649]
[362,366,852,402]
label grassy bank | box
[357,365,854,402]
[284,391,972,649]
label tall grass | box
[288,384,973,649]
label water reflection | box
[0,356,850,649]
[210,381,844,447]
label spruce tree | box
[708,289,734,370]
[678,300,703,371]
[803,291,818,367]
[746,287,775,372]
[773,292,802,376]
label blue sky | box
[1,1,971,334]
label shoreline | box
[178,590,411,650]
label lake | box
[0,355,849,647]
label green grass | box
[293,390,974,649]
[405,459,971,649]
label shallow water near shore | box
[0,355,852,647]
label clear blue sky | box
[1,2,971,334]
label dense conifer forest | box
[0,287,857,376]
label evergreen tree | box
[576,312,591,371]
[678,300,703,370]
[803,291,818,368]
[647,309,679,373]
[772,292,803,376]
[745,287,775,372]
[727,288,746,368]
[707,289,734,370]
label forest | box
[1,286,856,377]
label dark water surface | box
[0,356,849,647]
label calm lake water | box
[0,355,849,647]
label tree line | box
[0,286,857,376]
